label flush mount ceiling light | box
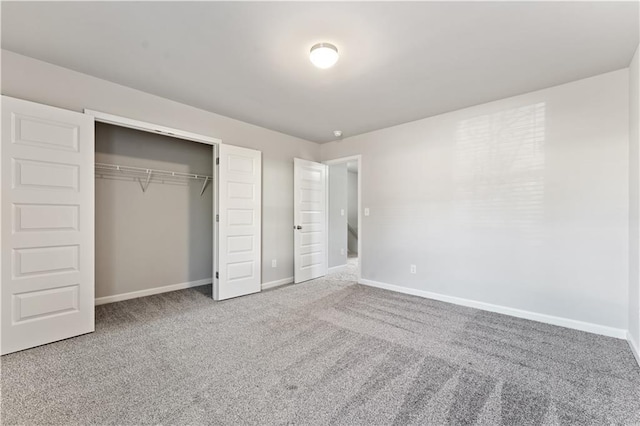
[310,43,339,69]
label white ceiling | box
[2,2,638,143]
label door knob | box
[295,225,302,230]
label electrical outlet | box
[340,209,345,216]
[340,248,345,255]
[410,264,417,274]
[272,259,277,268]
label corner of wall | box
[629,42,640,362]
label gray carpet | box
[2,260,639,425]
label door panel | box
[294,158,327,283]
[216,144,261,300]
[1,96,94,355]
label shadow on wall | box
[453,102,546,244]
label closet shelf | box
[95,163,212,195]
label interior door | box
[1,96,95,355]
[215,144,262,300]
[294,158,327,283]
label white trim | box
[262,277,293,290]
[324,155,362,165]
[324,163,330,277]
[628,331,640,367]
[328,264,348,274]
[357,158,361,283]
[95,278,212,306]
[359,278,627,339]
[323,155,362,282]
[213,143,219,295]
[84,109,222,146]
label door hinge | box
[215,272,219,279]
[216,157,220,165]
[216,214,219,222]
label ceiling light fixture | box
[310,43,339,69]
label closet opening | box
[92,119,218,305]
[324,155,362,282]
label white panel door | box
[216,144,261,300]
[294,158,327,283]
[1,96,95,355]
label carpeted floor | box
[2,259,639,425]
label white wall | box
[1,49,321,286]
[322,69,630,335]
[347,170,358,254]
[328,164,348,268]
[629,45,640,357]
[95,124,213,298]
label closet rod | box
[95,162,213,194]
[95,163,212,181]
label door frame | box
[323,155,362,282]
[84,109,222,300]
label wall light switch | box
[410,264,417,274]
[340,209,345,216]
[364,208,370,216]
[272,259,277,268]
[340,248,345,255]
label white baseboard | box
[95,278,212,306]
[359,278,627,339]
[262,276,293,290]
[328,265,347,274]
[628,331,640,367]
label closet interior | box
[94,122,214,303]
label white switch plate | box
[272,259,277,268]
[340,209,345,216]
[364,208,370,216]
[341,248,345,255]
[410,264,416,274]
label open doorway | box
[325,155,361,282]
[94,122,214,305]
[346,160,359,270]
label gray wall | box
[95,124,213,298]
[347,170,358,254]
[328,164,348,268]
[629,45,640,353]
[1,49,321,285]
[322,69,630,332]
